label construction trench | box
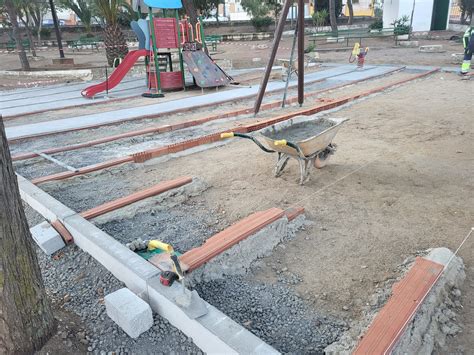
[3,64,472,353]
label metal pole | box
[253,0,292,115]
[176,10,185,89]
[148,7,163,95]
[282,19,298,108]
[297,0,304,106]
[105,65,109,96]
[48,0,65,58]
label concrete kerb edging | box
[17,174,279,354]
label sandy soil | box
[21,71,473,351]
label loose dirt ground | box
[20,71,473,351]
[3,27,472,351]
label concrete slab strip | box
[6,65,386,140]
[12,66,404,162]
[29,68,438,185]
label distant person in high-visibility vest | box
[461,26,473,75]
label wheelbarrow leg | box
[298,158,312,185]
[274,153,291,177]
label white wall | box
[400,0,434,31]
[383,0,435,31]
[383,0,400,27]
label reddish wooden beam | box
[30,68,439,185]
[12,66,406,162]
[284,207,305,221]
[79,176,192,220]
[179,208,285,272]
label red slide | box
[81,49,148,98]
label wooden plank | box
[179,208,284,272]
[79,177,192,220]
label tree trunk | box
[37,10,44,43]
[0,116,57,353]
[182,0,198,28]
[4,0,30,70]
[347,0,354,25]
[329,0,338,32]
[20,15,37,57]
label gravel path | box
[194,275,346,354]
[97,200,224,253]
[38,245,202,354]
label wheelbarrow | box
[221,115,349,185]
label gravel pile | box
[98,201,224,253]
[38,245,201,354]
[194,275,346,353]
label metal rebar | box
[35,151,78,172]
[282,20,298,108]
[253,0,292,115]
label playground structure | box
[81,0,232,99]
[349,42,369,69]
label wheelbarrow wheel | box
[313,154,330,169]
[313,145,336,169]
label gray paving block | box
[105,288,153,338]
[30,221,65,255]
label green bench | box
[204,35,222,52]
[2,40,30,52]
[70,37,100,52]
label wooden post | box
[297,0,304,106]
[253,0,293,115]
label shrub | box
[251,16,273,32]
[305,43,316,53]
[369,18,383,30]
[40,28,52,39]
[391,15,410,35]
[312,9,329,29]
[315,0,343,19]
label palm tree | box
[60,0,93,34]
[95,0,128,66]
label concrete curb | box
[17,174,279,354]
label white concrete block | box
[30,221,65,255]
[398,40,419,47]
[419,44,443,52]
[105,288,153,338]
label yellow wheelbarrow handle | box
[220,132,234,139]
[274,139,287,146]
